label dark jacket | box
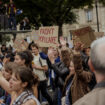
[52,62,69,90]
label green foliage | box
[99,0,105,5]
[14,0,93,27]
[0,35,11,44]
[14,0,94,36]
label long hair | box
[73,54,83,71]
[13,66,39,91]
[61,49,71,68]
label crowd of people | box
[0,35,105,105]
[0,0,31,31]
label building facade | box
[63,3,105,37]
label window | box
[85,9,93,22]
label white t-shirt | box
[33,54,47,81]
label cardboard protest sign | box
[32,26,58,47]
[94,32,104,39]
[13,37,28,52]
[38,26,58,47]
[31,30,39,42]
[71,26,96,47]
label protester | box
[62,54,92,105]
[8,0,17,30]
[48,48,70,105]
[3,3,8,30]
[7,45,13,53]
[20,17,31,30]
[48,48,70,91]
[0,65,40,105]
[74,37,105,105]
[4,53,15,63]
[1,44,7,56]
[0,2,8,30]
[14,50,40,97]
[0,34,99,105]
[14,50,33,69]
[80,47,90,71]
[31,43,53,105]
[0,62,16,105]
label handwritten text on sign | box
[38,26,58,47]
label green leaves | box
[99,0,105,5]
[14,0,94,27]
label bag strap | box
[39,57,42,67]
[15,91,32,105]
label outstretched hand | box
[48,47,55,64]
[60,36,66,46]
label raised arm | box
[0,72,12,94]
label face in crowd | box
[69,61,75,75]
[9,73,26,92]
[53,48,59,59]
[31,47,39,55]
[14,54,25,66]
[2,62,16,81]
[9,66,38,92]
[2,68,12,81]
[85,48,90,56]
[31,43,39,56]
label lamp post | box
[95,0,100,32]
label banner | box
[32,26,58,47]
[71,26,96,47]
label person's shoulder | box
[23,99,37,105]
[73,88,105,105]
[73,92,92,105]
[39,54,47,62]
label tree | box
[99,0,105,5]
[0,34,11,44]
[14,0,93,38]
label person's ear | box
[22,82,28,88]
[88,59,95,72]
[22,59,25,65]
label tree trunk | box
[58,24,63,41]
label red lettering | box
[40,28,55,35]
[52,37,57,44]
[40,29,43,35]
[47,29,51,35]
[44,28,48,35]
[39,36,57,44]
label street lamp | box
[95,0,100,32]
